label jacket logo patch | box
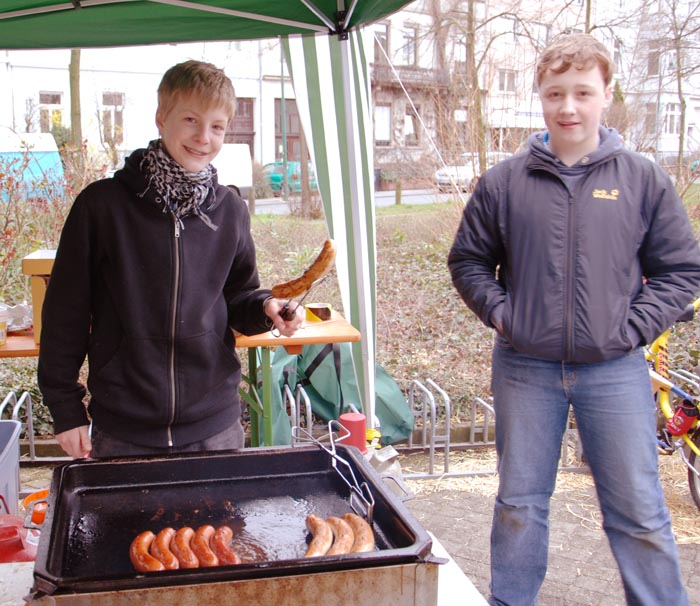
[592,188,619,200]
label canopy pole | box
[338,34,376,428]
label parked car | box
[262,161,318,195]
[434,151,511,192]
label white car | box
[434,152,511,192]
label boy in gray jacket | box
[449,33,700,606]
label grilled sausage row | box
[130,525,240,573]
[304,512,376,557]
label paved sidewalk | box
[403,478,700,605]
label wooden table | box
[1,315,361,448]
[0,329,39,358]
[235,311,361,446]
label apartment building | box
[0,39,300,171]
[1,0,698,182]
[372,0,698,178]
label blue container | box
[0,420,21,515]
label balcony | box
[371,63,450,90]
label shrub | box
[1,138,106,433]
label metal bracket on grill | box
[292,421,375,524]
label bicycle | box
[646,297,700,510]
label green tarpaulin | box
[254,343,414,446]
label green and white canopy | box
[0,1,411,49]
[0,0,414,426]
[284,30,377,425]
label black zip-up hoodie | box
[38,148,272,448]
[448,128,700,363]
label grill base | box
[42,562,439,606]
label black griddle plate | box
[32,444,432,596]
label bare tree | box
[615,0,700,190]
[429,0,573,173]
[24,98,37,132]
[662,0,700,184]
[606,80,629,137]
[69,49,82,146]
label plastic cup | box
[339,412,368,454]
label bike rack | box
[284,383,313,444]
[405,379,451,476]
[465,396,496,447]
[1,390,70,463]
[401,381,587,479]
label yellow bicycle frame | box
[646,298,700,456]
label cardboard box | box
[21,250,55,344]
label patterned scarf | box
[139,139,218,231]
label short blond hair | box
[157,60,236,122]
[536,33,613,88]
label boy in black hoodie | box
[38,60,303,459]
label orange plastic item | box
[22,489,49,525]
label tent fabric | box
[258,343,414,446]
[0,1,413,49]
[283,31,377,423]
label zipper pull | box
[174,218,181,238]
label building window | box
[455,107,469,143]
[101,92,124,145]
[402,25,418,65]
[274,98,302,160]
[664,103,681,135]
[227,97,255,152]
[453,35,467,75]
[375,104,391,146]
[644,102,657,136]
[665,51,677,73]
[510,16,520,41]
[374,22,389,63]
[39,91,63,133]
[647,41,660,77]
[613,39,622,73]
[499,69,516,93]
[236,98,253,119]
[404,105,419,146]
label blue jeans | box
[489,339,688,606]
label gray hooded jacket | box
[448,128,700,363]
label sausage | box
[150,527,179,570]
[304,514,333,557]
[326,516,355,555]
[342,512,375,553]
[211,525,241,565]
[130,530,166,573]
[271,239,337,300]
[191,525,220,568]
[170,526,199,569]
